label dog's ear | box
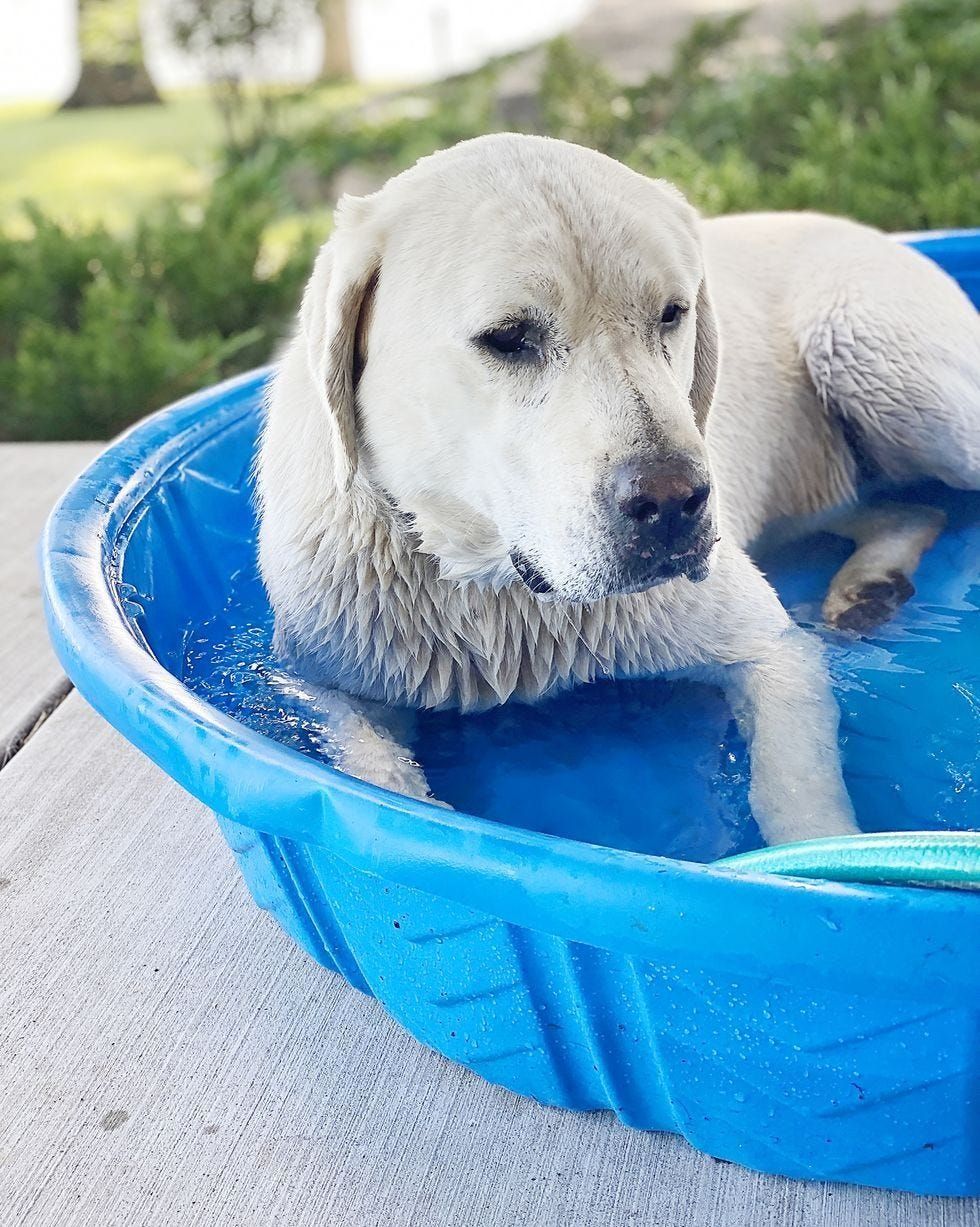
[690,278,720,432]
[299,197,381,488]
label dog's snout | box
[612,460,711,535]
[602,455,715,588]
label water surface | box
[181,484,980,862]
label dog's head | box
[299,134,720,602]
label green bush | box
[0,163,316,440]
[541,0,980,230]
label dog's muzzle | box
[509,454,716,600]
[509,534,716,602]
[602,454,715,589]
[605,535,717,595]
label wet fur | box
[257,135,980,844]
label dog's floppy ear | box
[299,196,381,487]
[689,278,720,432]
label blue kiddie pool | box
[42,231,980,1196]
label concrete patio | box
[0,442,976,1226]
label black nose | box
[613,459,711,538]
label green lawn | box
[0,95,221,234]
[0,82,371,236]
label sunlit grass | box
[0,95,221,234]
[0,81,375,236]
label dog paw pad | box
[827,569,915,632]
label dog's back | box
[702,212,980,547]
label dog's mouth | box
[509,549,554,595]
[509,538,718,601]
[611,536,718,592]
[597,553,708,599]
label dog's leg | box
[310,688,445,805]
[821,503,946,631]
[691,549,857,845]
[718,628,859,845]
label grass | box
[0,95,220,234]
[0,80,372,236]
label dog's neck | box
[268,475,692,713]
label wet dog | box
[257,134,980,844]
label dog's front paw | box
[343,747,452,809]
[424,795,454,810]
[823,569,915,632]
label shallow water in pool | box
[181,485,980,863]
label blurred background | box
[1,0,977,441]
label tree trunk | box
[62,0,161,109]
[320,0,354,80]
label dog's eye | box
[477,319,545,362]
[659,302,687,329]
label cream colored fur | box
[257,134,980,845]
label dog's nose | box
[612,459,711,538]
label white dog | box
[257,134,980,846]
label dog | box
[257,134,980,846]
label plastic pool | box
[42,231,980,1195]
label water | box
[181,483,980,863]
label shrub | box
[0,163,316,440]
[540,0,980,230]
